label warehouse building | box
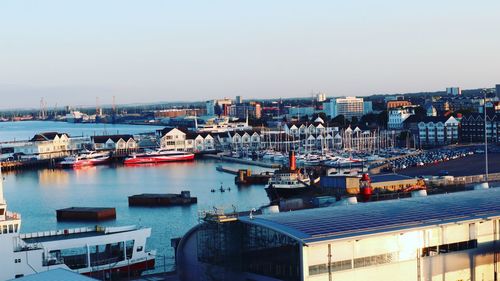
[175,188,500,281]
[320,173,420,195]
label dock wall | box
[203,154,281,169]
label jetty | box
[216,165,273,185]
[128,191,197,206]
[204,154,281,169]
[215,165,239,174]
[56,207,116,221]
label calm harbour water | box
[0,121,270,269]
[0,120,163,142]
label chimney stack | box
[289,151,296,171]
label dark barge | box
[128,191,197,206]
[56,207,117,221]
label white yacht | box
[58,151,111,168]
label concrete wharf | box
[203,154,281,169]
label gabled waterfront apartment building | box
[12,132,71,160]
[191,133,216,152]
[461,113,500,143]
[227,131,262,151]
[282,118,336,137]
[175,188,500,281]
[91,135,137,154]
[404,116,459,147]
[158,128,194,151]
[4,132,92,160]
[157,128,216,152]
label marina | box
[2,1,500,279]
[0,117,499,280]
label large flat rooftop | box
[240,188,500,244]
[400,152,500,177]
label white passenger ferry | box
[0,167,155,280]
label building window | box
[421,239,477,257]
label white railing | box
[20,226,97,239]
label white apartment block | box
[388,106,415,129]
[323,97,371,120]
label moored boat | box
[265,151,312,201]
[0,167,156,280]
[58,151,111,169]
[124,149,194,165]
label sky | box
[1,0,500,109]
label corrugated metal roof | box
[10,269,98,281]
[239,188,500,244]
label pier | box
[215,165,239,175]
[203,154,281,169]
[0,159,57,171]
[216,166,274,184]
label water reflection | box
[3,159,269,271]
[38,169,70,187]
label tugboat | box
[124,149,194,165]
[0,167,156,280]
[265,151,311,201]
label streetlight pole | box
[483,89,489,182]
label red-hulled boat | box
[124,149,195,165]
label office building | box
[316,93,326,103]
[230,102,262,119]
[206,98,233,116]
[236,96,243,104]
[363,101,373,114]
[288,107,316,118]
[323,97,366,120]
[446,87,462,96]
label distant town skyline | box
[1,0,500,109]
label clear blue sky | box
[1,0,499,109]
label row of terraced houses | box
[2,112,498,161]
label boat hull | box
[265,185,311,201]
[124,153,195,165]
[59,157,111,169]
[83,258,155,279]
